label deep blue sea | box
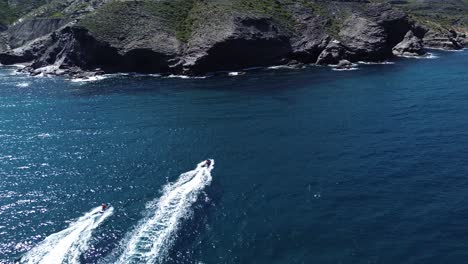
[1,50,467,264]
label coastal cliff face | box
[0,0,466,76]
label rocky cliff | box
[0,0,466,76]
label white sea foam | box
[167,74,207,79]
[70,75,109,83]
[115,160,215,264]
[148,73,162,77]
[37,133,52,138]
[268,65,298,70]
[228,71,245,76]
[32,65,66,77]
[330,63,359,71]
[70,73,164,82]
[168,74,189,79]
[357,61,395,65]
[332,67,359,71]
[21,206,113,264]
[427,47,464,52]
[11,64,27,69]
[16,82,30,88]
[398,52,439,59]
[425,53,439,59]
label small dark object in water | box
[203,159,211,168]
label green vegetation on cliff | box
[374,0,468,30]
[2,0,468,38]
[143,0,196,41]
[23,0,100,20]
[0,0,46,27]
[81,0,294,42]
[233,0,294,27]
[80,0,199,42]
[0,1,17,26]
[79,0,337,42]
[1,0,466,75]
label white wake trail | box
[116,160,215,264]
[21,206,114,264]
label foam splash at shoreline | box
[268,65,303,70]
[70,75,110,83]
[166,74,208,79]
[20,206,113,264]
[228,71,245,76]
[330,62,359,71]
[10,64,27,69]
[115,160,214,264]
[357,61,395,65]
[426,47,465,52]
[70,73,164,83]
[332,67,359,71]
[398,52,439,59]
[16,82,30,88]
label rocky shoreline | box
[0,2,466,78]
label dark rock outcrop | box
[316,40,350,65]
[0,34,51,65]
[0,47,36,65]
[455,32,467,47]
[411,23,429,39]
[339,3,412,61]
[21,26,180,75]
[183,15,292,74]
[7,18,68,48]
[23,14,291,76]
[289,6,331,64]
[0,33,8,53]
[0,0,466,76]
[423,29,465,50]
[336,59,354,69]
[392,30,425,57]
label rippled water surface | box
[1,50,468,264]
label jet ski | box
[100,203,111,213]
[201,159,211,168]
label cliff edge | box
[0,0,466,76]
